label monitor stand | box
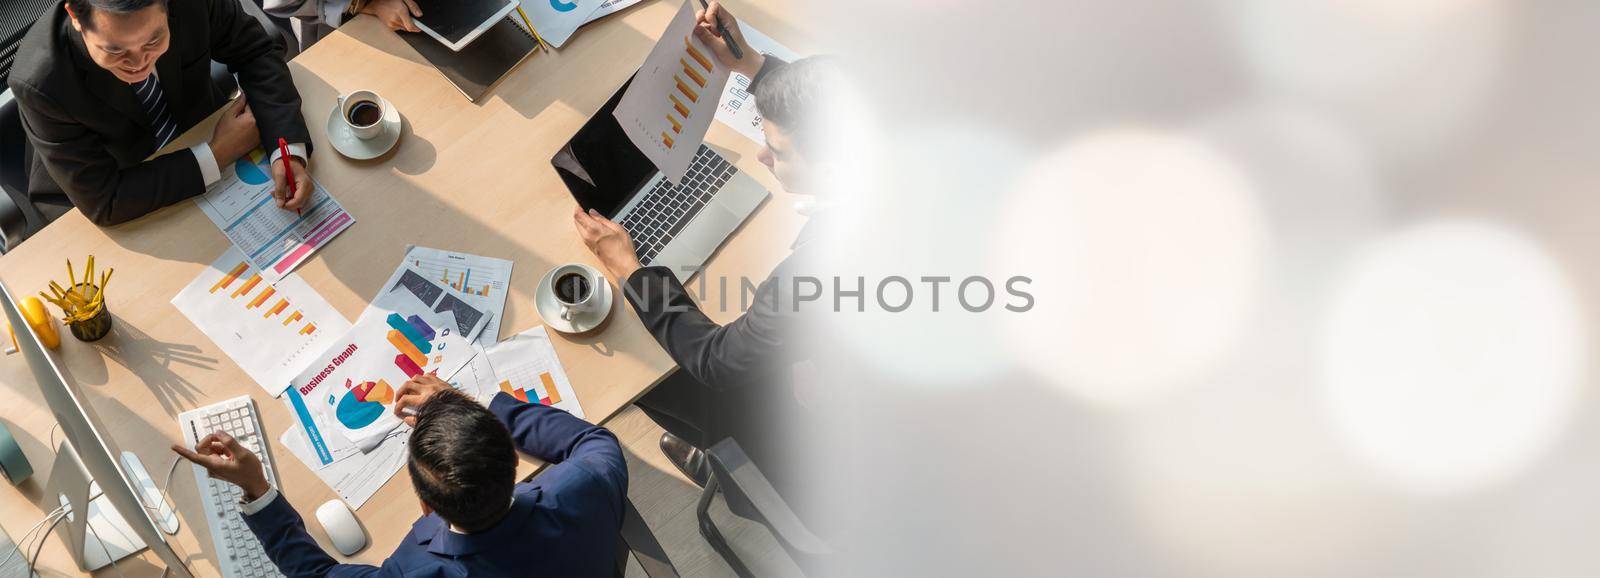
[47,441,153,571]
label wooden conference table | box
[0,1,807,574]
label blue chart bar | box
[287,387,333,465]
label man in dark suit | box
[573,2,828,505]
[174,375,629,577]
[7,0,314,227]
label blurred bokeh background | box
[790,0,1600,575]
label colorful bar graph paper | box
[667,114,682,134]
[210,262,249,294]
[299,323,317,335]
[265,299,289,318]
[499,380,528,403]
[669,93,690,118]
[662,132,675,149]
[394,353,423,378]
[283,311,303,326]
[539,372,561,404]
[387,329,428,368]
[675,77,699,103]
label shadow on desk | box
[63,320,216,418]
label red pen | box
[277,137,300,216]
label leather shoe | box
[659,432,710,488]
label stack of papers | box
[400,246,513,345]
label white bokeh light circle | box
[1320,221,1585,493]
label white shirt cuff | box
[239,487,280,515]
[190,143,222,187]
[270,143,308,165]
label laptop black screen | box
[552,78,658,218]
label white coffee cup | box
[337,90,385,140]
[549,264,603,322]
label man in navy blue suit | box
[173,375,628,577]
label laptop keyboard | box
[619,145,736,265]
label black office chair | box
[616,497,680,578]
[698,438,830,577]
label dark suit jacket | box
[242,393,628,577]
[7,0,310,226]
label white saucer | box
[326,98,401,160]
[536,264,614,335]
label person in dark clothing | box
[572,1,833,511]
[8,0,315,227]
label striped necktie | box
[133,74,177,152]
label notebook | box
[399,16,539,103]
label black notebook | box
[399,16,539,103]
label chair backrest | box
[1,0,56,85]
[616,496,679,578]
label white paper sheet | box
[194,148,354,282]
[484,326,584,419]
[612,0,732,183]
[172,247,352,396]
[401,247,513,345]
[586,0,641,22]
[514,0,603,48]
[713,24,801,144]
[289,285,478,454]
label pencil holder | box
[65,283,113,342]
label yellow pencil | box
[514,6,549,51]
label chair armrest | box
[705,438,831,557]
[620,497,679,578]
[0,192,24,253]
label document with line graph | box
[612,0,732,183]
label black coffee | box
[555,272,591,304]
[347,101,382,127]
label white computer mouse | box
[315,499,368,556]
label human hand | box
[171,433,271,501]
[270,156,311,211]
[208,98,259,168]
[693,1,764,78]
[573,206,642,282]
[362,0,422,32]
[394,374,451,426]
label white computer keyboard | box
[178,395,285,578]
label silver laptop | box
[552,78,769,284]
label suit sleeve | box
[242,495,405,578]
[10,81,205,226]
[622,265,788,391]
[489,393,627,505]
[206,0,312,154]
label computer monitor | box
[0,281,193,577]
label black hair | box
[754,56,837,157]
[67,0,168,31]
[407,389,518,533]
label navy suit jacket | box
[243,393,628,577]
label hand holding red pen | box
[270,137,311,213]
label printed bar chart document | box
[613,0,731,182]
[401,246,513,345]
[173,247,352,396]
[195,148,355,282]
[484,326,584,419]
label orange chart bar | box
[667,114,682,133]
[675,76,699,103]
[283,311,303,326]
[247,286,276,309]
[299,324,317,335]
[662,132,675,149]
[684,37,712,72]
[387,329,427,367]
[680,58,706,87]
[265,299,289,318]
[499,380,529,403]
[231,274,262,299]
[210,263,249,293]
[539,372,562,404]
[669,94,690,118]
